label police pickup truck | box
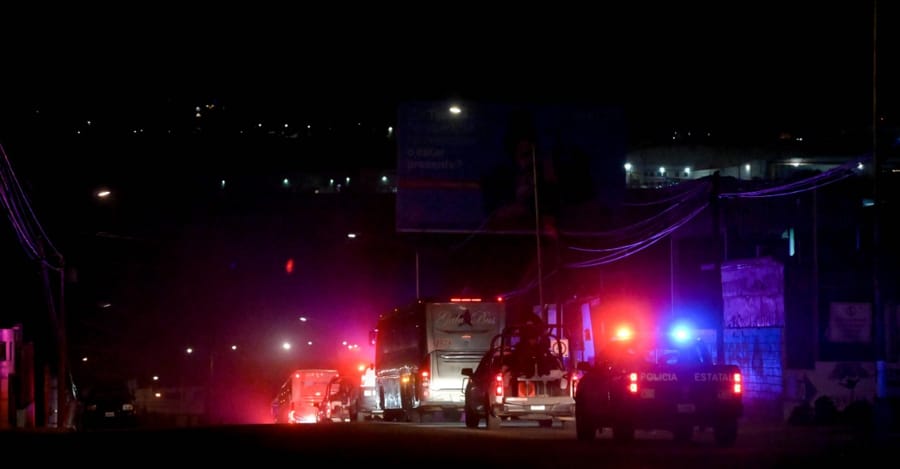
[574,324,742,446]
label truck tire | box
[673,423,693,443]
[612,422,634,442]
[575,402,596,440]
[464,407,480,428]
[714,419,738,447]
[575,415,596,441]
[486,409,501,430]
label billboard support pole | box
[532,144,545,317]
[415,250,420,301]
[712,171,725,365]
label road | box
[2,419,893,467]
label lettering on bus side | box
[433,309,501,330]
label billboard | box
[396,101,625,234]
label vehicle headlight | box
[122,403,134,411]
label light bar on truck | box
[614,326,634,341]
[669,322,694,344]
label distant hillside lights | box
[215,173,396,194]
[625,157,860,189]
[623,162,701,189]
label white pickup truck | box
[462,323,579,429]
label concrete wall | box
[725,327,785,421]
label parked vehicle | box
[272,369,340,424]
[373,297,506,422]
[79,382,138,430]
[462,320,578,429]
[316,374,361,423]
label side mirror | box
[461,368,474,377]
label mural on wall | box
[721,257,784,328]
[828,362,870,402]
[785,361,877,412]
[826,302,872,343]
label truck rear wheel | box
[714,419,738,447]
[673,424,693,443]
[612,422,634,442]
[464,407,480,428]
[486,410,501,430]
[575,415,596,440]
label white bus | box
[271,368,339,424]
[373,297,506,422]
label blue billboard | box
[396,101,625,235]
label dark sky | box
[0,2,895,389]
[3,2,893,130]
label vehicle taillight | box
[420,370,430,399]
[571,373,579,396]
[628,372,638,393]
[733,372,742,394]
[494,373,504,398]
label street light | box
[180,343,242,424]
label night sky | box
[0,3,895,405]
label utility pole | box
[670,235,676,321]
[812,188,819,363]
[37,241,66,428]
[871,0,892,440]
[531,144,545,318]
[57,257,67,429]
[871,0,887,404]
[415,250,420,301]
[711,172,725,364]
